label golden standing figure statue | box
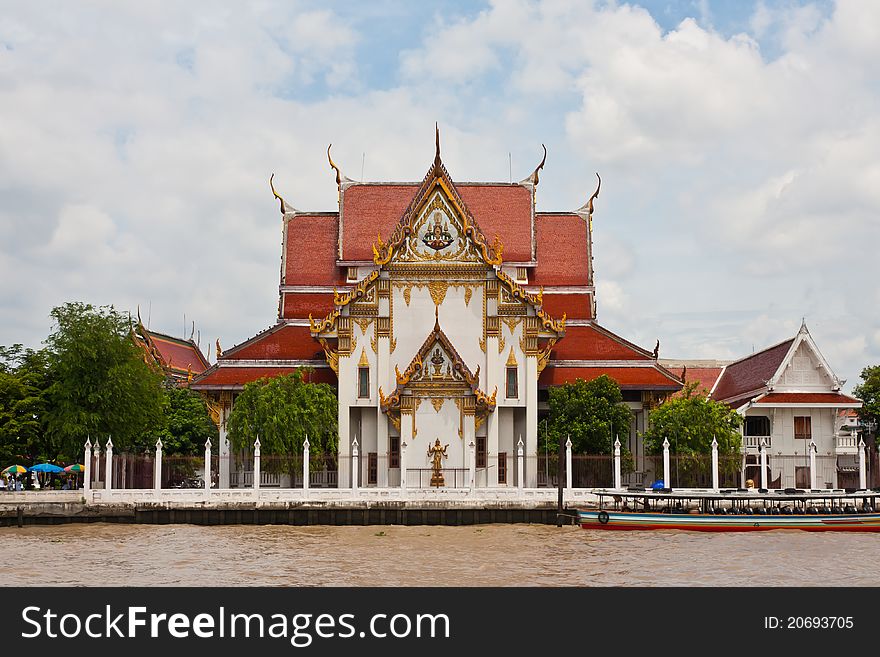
[428,438,448,487]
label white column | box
[218,408,230,489]
[93,442,101,489]
[711,436,719,491]
[468,441,476,490]
[525,355,538,487]
[400,440,408,491]
[83,438,92,496]
[517,436,524,490]
[204,439,212,491]
[809,441,817,490]
[338,404,351,488]
[740,447,747,488]
[759,438,768,489]
[859,437,867,490]
[253,436,261,491]
[154,439,163,491]
[351,437,359,493]
[565,436,572,491]
[486,327,499,488]
[662,438,670,489]
[613,437,622,490]
[303,437,310,494]
[104,437,113,492]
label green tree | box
[44,302,166,458]
[0,345,52,463]
[542,375,633,454]
[854,366,880,435]
[227,369,338,461]
[642,382,742,455]
[156,386,218,455]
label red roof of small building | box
[753,392,862,406]
[285,214,344,285]
[339,183,534,262]
[148,333,209,374]
[532,213,590,286]
[539,293,592,320]
[539,365,682,390]
[711,339,794,403]
[667,366,724,395]
[222,324,324,361]
[551,324,653,361]
[190,365,336,389]
[282,292,336,319]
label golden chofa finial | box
[576,172,601,230]
[269,173,296,215]
[327,144,353,186]
[520,144,547,186]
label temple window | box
[506,367,518,398]
[368,452,377,485]
[476,437,486,469]
[794,416,812,440]
[498,453,507,484]
[358,367,370,398]
[390,437,400,469]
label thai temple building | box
[190,129,683,488]
[133,318,209,385]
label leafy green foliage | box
[642,382,742,455]
[227,370,338,461]
[0,345,52,463]
[156,386,218,455]
[854,366,880,433]
[541,375,633,455]
[43,302,166,457]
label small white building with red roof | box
[709,321,862,489]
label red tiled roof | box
[150,335,208,374]
[754,392,862,406]
[532,213,590,286]
[282,292,335,319]
[667,367,724,395]
[285,214,344,285]
[711,339,794,402]
[340,183,534,262]
[539,366,681,390]
[551,324,652,361]
[539,293,592,320]
[190,365,336,389]
[457,185,533,262]
[223,324,324,360]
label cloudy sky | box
[1,0,877,389]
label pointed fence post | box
[711,436,719,491]
[468,440,476,490]
[565,436,572,490]
[154,439,163,492]
[104,437,114,493]
[517,436,525,490]
[759,438,768,489]
[204,439,212,492]
[303,437,310,494]
[253,436,261,491]
[809,441,817,490]
[83,438,92,496]
[859,437,867,490]
[400,441,408,490]
[662,438,671,489]
[351,437,359,494]
[93,441,101,490]
[614,437,622,490]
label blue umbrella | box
[29,463,64,473]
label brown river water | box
[1,523,877,586]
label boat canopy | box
[591,488,880,503]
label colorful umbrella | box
[2,465,27,475]
[63,464,85,473]
[29,463,64,473]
